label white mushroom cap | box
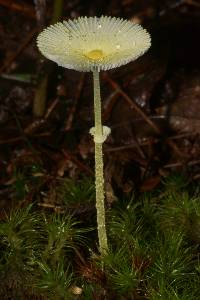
[37,16,151,72]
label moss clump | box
[0,175,200,299]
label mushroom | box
[37,16,151,255]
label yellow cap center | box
[85,49,104,60]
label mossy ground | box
[1,175,200,299]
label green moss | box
[0,175,200,299]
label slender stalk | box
[93,71,103,137]
[92,70,108,255]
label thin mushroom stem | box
[93,70,103,137]
[91,70,109,255]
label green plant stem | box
[33,75,48,117]
[93,71,103,137]
[52,0,64,24]
[93,70,108,255]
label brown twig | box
[185,0,200,8]
[164,159,200,169]
[24,119,46,135]
[0,132,51,145]
[64,73,85,131]
[33,0,64,117]
[0,28,36,74]
[44,97,60,119]
[0,136,23,145]
[103,73,161,134]
[105,138,157,152]
[62,149,94,176]
[37,202,64,213]
[167,139,190,158]
[169,132,198,140]
[25,97,60,134]
[0,0,35,18]
[0,96,59,144]
[103,90,120,122]
[103,73,189,158]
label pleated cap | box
[37,16,151,72]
